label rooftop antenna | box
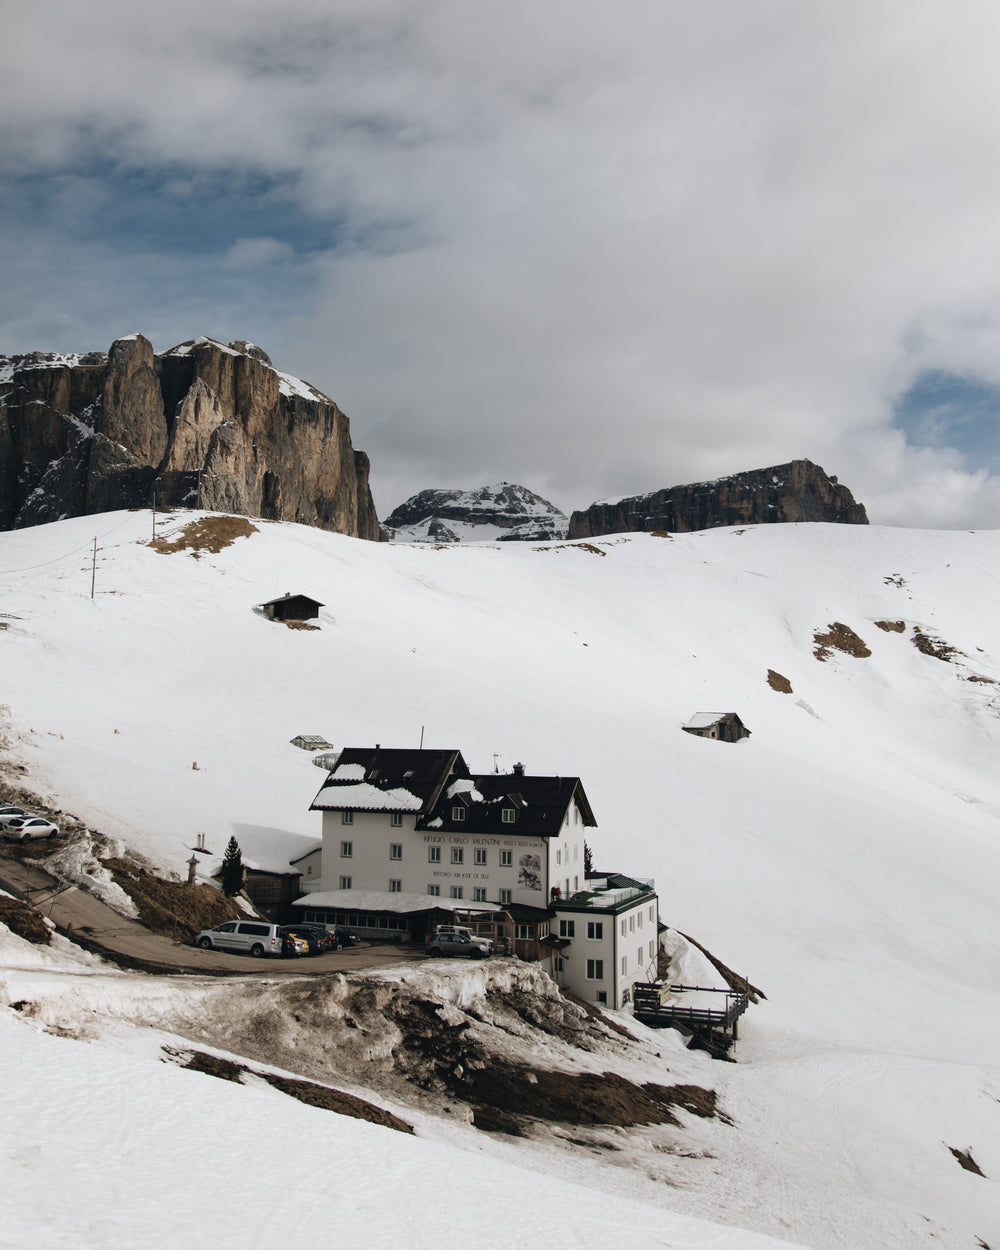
[419,725,425,749]
[493,752,500,774]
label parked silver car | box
[426,931,491,959]
[194,920,284,958]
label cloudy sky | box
[4,0,1000,527]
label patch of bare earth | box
[102,857,241,942]
[766,669,793,693]
[875,619,906,633]
[0,897,50,944]
[149,515,257,557]
[813,622,871,661]
[283,620,320,631]
[534,542,607,556]
[911,628,961,662]
[948,1146,986,1177]
[163,1048,413,1134]
[175,970,728,1141]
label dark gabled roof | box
[418,772,596,838]
[260,593,324,608]
[499,902,552,923]
[590,871,651,892]
[310,747,470,814]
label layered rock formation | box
[569,460,867,538]
[382,483,568,543]
[0,335,379,539]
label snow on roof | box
[446,778,484,802]
[293,889,500,914]
[683,712,730,729]
[311,781,423,812]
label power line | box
[0,511,141,575]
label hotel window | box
[450,886,463,900]
[389,879,402,893]
[340,841,353,858]
[586,959,604,980]
[637,911,643,928]
[473,887,487,902]
[428,846,441,863]
[586,921,603,940]
[474,848,487,866]
[389,843,402,860]
[620,919,627,937]
[649,905,655,923]
[629,914,635,932]
[573,876,578,892]
[637,947,643,967]
[596,991,607,1004]
[515,925,534,940]
[539,923,548,938]
[621,956,628,975]
[339,875,352,890]
[341,810,353,825]
[499,849,512,867]
[501,809,516,824]
[556,850,561,865]
[649,941,655,959]
[498,888,512,905]
[452,806,466,822]
[427,884,440,896]
[574,844,579,861]
[554,956,564,973]
[559,920,575,938]
[390,812,403,827]
[451,847,464,865]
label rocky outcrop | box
[568,460,867,538]
[0,335,379,539]
[382,482,568,543]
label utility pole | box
[152,491,156,539]
[90,537,97,599]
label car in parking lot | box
[335,928,361,947]
[193,920,284,958]
[3,816,59,841]
[278,924,338,955]
[0,807,31,827]
[425,931,491,959]
[280,932,309,958]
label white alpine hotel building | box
[293,746,660,1008]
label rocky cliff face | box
[568,460,868,538]
[382,483,568,543]
[0,335,379,539]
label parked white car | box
[3,816,59,841]
[0,807,30,826]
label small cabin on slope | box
[682,712,751,743]
[260,593,324,623]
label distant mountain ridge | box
[0,335,379,539]
[382,483,568,543]
[569,459,867,538]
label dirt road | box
[0,856,427,976]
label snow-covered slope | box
[2,512,999,1249]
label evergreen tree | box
[221,836,245,896]
[583,840,593,875]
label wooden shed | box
[681,712,751,742]
[260,593,324,623]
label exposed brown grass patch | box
[149,515,257,557]
[968,675,996,684]
[766,669,793,693]
[677,930,767,1003]
[649,530,672,538]
[948,1145,986,1177]
[0,897,51,945]
[102,858,241,942]
[165,1048,413,1134]
[283,620,320,631]
[875,619,906,633]
[911,628,960,662]
[534,542,607,556]
[813,622,871,661]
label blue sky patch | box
[893,371,1000,471]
